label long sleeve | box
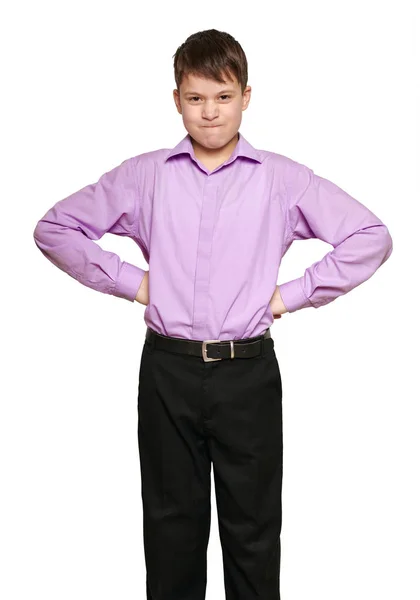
[278,162,393,313]
[33,156,147,302]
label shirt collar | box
[165,131,263,165]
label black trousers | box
[137,328,283,600]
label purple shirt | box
[33,131,393,341]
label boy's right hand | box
[270,286,288,319]
[135,271,149,305]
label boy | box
[33,28,393,600]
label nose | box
[202,102,219,119]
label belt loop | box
[261,332,267,357]
[146,327,156,350]
[150,329,156,350]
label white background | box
[1,1,418,598]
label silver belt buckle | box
[202,339,236,362]
[202,339,222,362]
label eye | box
[189,95,231,102]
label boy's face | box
[173,72,251,156]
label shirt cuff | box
[278,279,313,313]
[113,262,147,302]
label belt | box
[145,326,274,362]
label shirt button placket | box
[192,179,218,340]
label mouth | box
[203,125,221,128]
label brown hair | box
[173,29,248,95]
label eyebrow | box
[184,89,236,95]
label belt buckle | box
[202,339,223,362]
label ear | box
[242,86,252,111]
[173,89,182,114]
